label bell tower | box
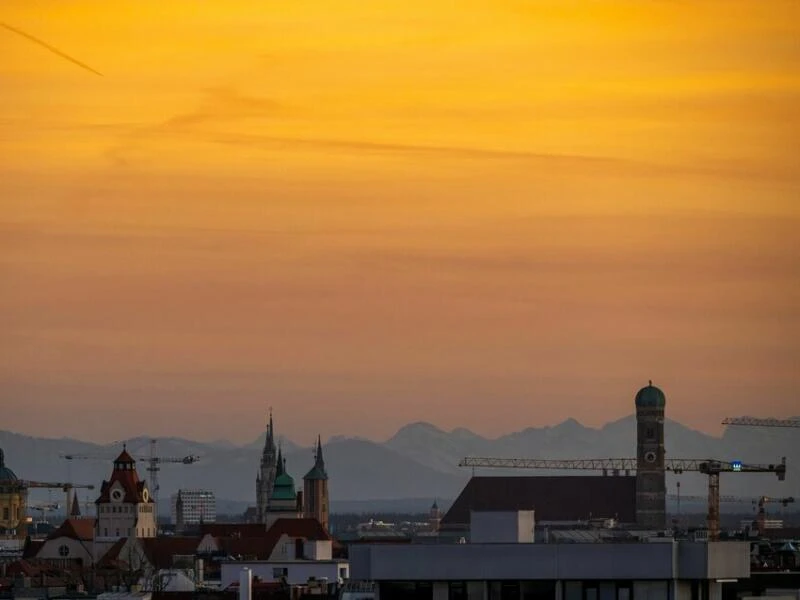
[303,436,329,530]
[635,381,666,529]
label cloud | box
[103,85,288,167]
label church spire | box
[70,490,81,517]
[266,408,275,448]
[315,435,324,468]
[276,445,284,477]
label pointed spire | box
[266,408,276,450]
[70,490,81,517]
[315,435,325,468]
[276,445,284,477]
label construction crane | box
[753,496,795,535]
[61,439,200,524]
[27,502,60,523]
[18,481,95,526]
[459,456,787,541]
[722,417,800,428]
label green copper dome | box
[270,472,297,501]
[0,448,19,482]
[635,381,666,409]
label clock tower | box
[94,447,156,560]
[635,381,666,529]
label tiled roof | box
[96,449,151,505]
[47,518,96,541]
[139,537,201,569]
[115,449,136,464]
[200,523,266,538]
[22,539,44,559]
[268,518,331,542]
[440,475,637,527]
[763,527,800,540]
[96,538,129,569]
[217,537,274,560]
[201,518,330,560]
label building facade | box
[170,489,216,527]
[635,381,667,529]
[94,447,157,560]
[256,412,278,524]
[350,540,750,600]
[303,436,329,530]
[0,448,26,539]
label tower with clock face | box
[94,446,157,560]
[635,381,667,529]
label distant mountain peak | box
[554,417,585,429]
[389,421,446,439]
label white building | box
[33,518,95,567]
[171,489,216,526]
[219,518,347,589]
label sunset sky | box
[1,1,798,445]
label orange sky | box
[1,0,798,444]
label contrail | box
[1,22,103,76]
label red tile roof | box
[96,450,151,505]
[96,538,129,569]
[763,527,800,540]
[208,518,331,560]
[440,475,637,528]
[7,560,44,577]
[200,523,266,538]
[115,449,136,464]
[22,540,44,559]
[47,518,96,541]
[139,537,201,569]
[217,537,274,560]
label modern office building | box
[170,489,216,527]
[350,511,751,600]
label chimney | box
[239,568,252,600]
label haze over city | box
[1,0,798,445]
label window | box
[58,545,70,557]
[116,529,120,537]
[2,507,8,520]
[449,582,467,600]
[104,528,108,536]
[646,427,655,439]
[272,567,288,579]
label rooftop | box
[441,475,637,528]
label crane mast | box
[61,439,200,529]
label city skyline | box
[2,1,798,444]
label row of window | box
[100,527,153,537]
[99,504,154,513]
[380,580,640,600]
[271,567,348,579]
[379,580,666,600]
